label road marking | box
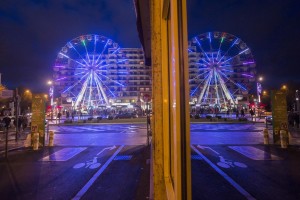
[72,145,124,200]
[41,147,87,161]
[197,145,220,155]
[96,145,116,156]
[114,155,132,160]
[229,146,282,160]
[191,145,255,200]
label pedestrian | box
[236,109,239,118]
[71,110,75,121]
[294,113,299,128]
[17,116,23,132]
[241,109,245,118]
[288,112,294,127]
[66,111,70,119]
[226,109,230,117]
[3,115,11,131]
[57,112,62,123]
[22,115,28,129]
[250,109,255,121]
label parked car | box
[114,113,138,119]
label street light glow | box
[263,90,267,95]
[282,85,287,90]
[47,80,53,85]
[258,76,263,81]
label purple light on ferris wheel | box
[241,73,254,77]
[242,61,255,65]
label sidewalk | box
[0,129,29,154]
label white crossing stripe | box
[229,146,282,160]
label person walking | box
[250,109,255,121]
[3,115,11,131]
[57,112,62,124]
[241,109,245,118]
[236,109,239,119]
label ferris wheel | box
[53,34,126,109]
[188,32,256,108]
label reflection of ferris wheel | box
[189,32,256,107]
[54,34,126,109]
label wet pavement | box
[1,122,300,200]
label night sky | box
[0,0,300,93]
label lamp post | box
[257,76,263,103]
[47,80,54,120]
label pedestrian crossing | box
[190,124,263,132]
[52,125,147,133]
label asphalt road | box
[1,122,300,200]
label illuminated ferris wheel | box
[53,34,126,109]
[189,32,256,107]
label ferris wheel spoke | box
[55,72,87,81]
[81,39,91,64]
[88,74,93,106]
[197,71,212,104]
[94,72,109,104]
[216,35,225,60]
[67,42,90,66]
[214,70,221,105]
[195,37,211,62]
[217,38,239,64]
[220,48,250,65]
[95,71,124,87]
[92,35,97,65]
[94,39,110,65]
[190,70,210,81]
[240,73,254,78]
[203,73,213,103]
[96,59,127,70]
[54,65,87,71]
[59,52,87,67]
[190,72,211,95]
[216,72,235,104]
[62,72,90,94]
[95,73,118,98]
[208,32,213,53]
[74,74,91,107]
[94,77,105,104]
[218,70,247,91]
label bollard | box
[24,134,32,148]
[33,132,39,150]
[280,130,288,148]
[263,128,269,145]
[49,131,54,147]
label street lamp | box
[257,76,263,103]
[263,90,267,96]
[281,84,287,90]
[47,80,54,120]
[296,90,299,113]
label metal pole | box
[15,88,19,141]
[146,102,149,145]
[5,127,8,159]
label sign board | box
[0,89,14,99]
[31,94,46,146]
[271,90,288,144]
